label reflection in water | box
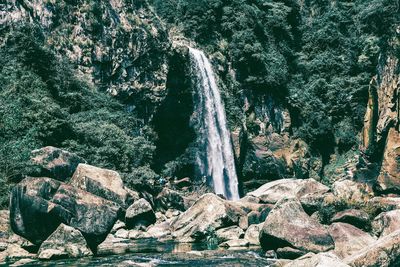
[17,239,270,267]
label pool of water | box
[14,239,272,266]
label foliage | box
[153,0,399,163]
[0,25,157,195]
[122,165,160,194]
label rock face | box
[171,194,245,242]
[286,252,349,267]
[125,198,156,229]
[376,128,400,192]
[372,210,400,237]
[70,163,134,209]
[260,198,334,253]
[10,177,120,248]
[247,178,329,204]
[238,93,322,193]
[30,146,85,181]
[37,224,92,260]
[344,229,400,267]
[3,0,170,119]
[328,223,376,259]
[362,54,399,191]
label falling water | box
[188,47,240,200]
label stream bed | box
[13,239,272,266]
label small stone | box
[219,239,249,248]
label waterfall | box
[188,47,240,200]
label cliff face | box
[2,0,170,120]
[1,0,399,196]
[362,51,400,192]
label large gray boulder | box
[70,163,134,209]
[260,198,334,253]
[30,146,85,181]
[372,210,400,237]
[344,229,400,267]
[171,193,245,242]
[247,178,329,204]
[37,224,92,260]
[328,223,376,259]
[125,198,156,229]
[10,177,121,248]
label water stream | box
[188,47,240,200]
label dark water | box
[13,239,272,266]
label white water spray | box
[188,47,240,200]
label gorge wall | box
[0,0,399,198]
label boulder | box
[244,223,263,246]
[276,247,306,259]
[125,198,156,229]
[110,220,126,234]
[0,210,10,251]
[215,226,244,242]
[247,178,329,204]
[127,230,152,239]
[219,239,249,248]
[0,244,35,262]
[376,128,400,192]
[171,194,245,242]
[372,210,400,237]
[369,197,400,210]
[260,198,334,253]
[70,163,134,209]
[154,188,185,211]
[96,234,130,255]
[114,229,129,239]
[8,234,37,254]
[147,221,171,239]
[332,179,374,202]
[238,216,249,230]
[30,147,85,181]
[51,184,121,248]
[10,177,121,248]
[37,224,92,260]
[344,229,400,267]
[328,223,376,259]
[286,252,349,267]
[330,209,370,230]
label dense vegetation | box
[152,0,399,161]
[0,25,158,207]
[0,0,398,206]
